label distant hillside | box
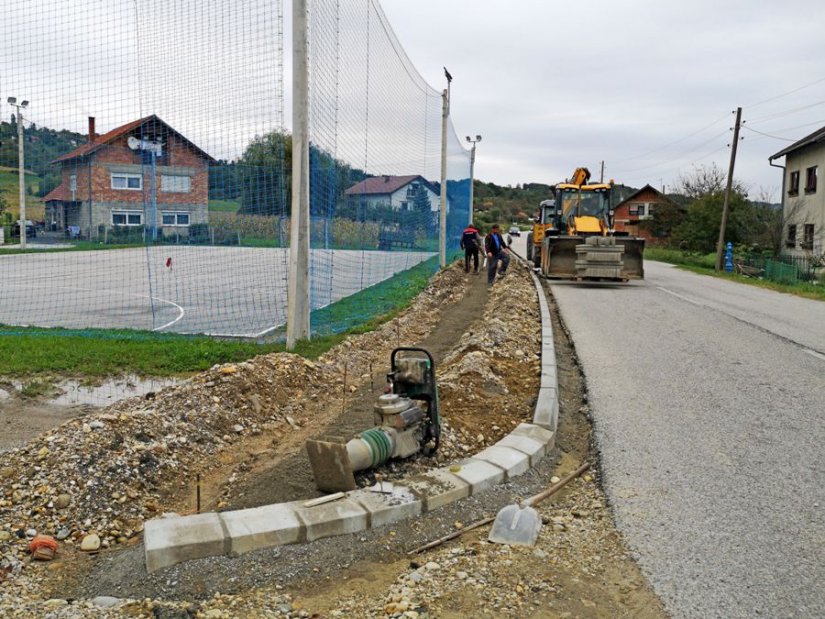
[471,180,641,229]
[0,167,45,222]
[0,119,86,203]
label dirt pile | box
[435,261,540,463]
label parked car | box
[13,220,36,238]
[508,225,521,237]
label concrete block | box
[405,468,470,512]
[221,503,304,556]
[540,371,558,391]
[533,387,559,430]
[144,512,228,573]
[473,445,530,479]
[350,485,422,528]
[510,422,555,448]
[495,433,547,465]
[453,458,506,495]
[291,497,368,542]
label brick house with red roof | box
[612,184,678,244]
[44,115,215,240]
[344,174,440,212]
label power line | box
[742,125,796,142]
[611,128,729,174]
[742,117,825,137]
[617,111,731,163]
[746,98,825,124]
[745,75,825,110]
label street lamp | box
[466,135,482,225]
[8,97,29,248]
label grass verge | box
[646,247,825,302]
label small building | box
[769,126,825,256]
[45,115,215,240]
[344,174,440,212]
[613,184,678,244]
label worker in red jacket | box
[460,222,483,274]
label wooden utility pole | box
[715,107,742,271]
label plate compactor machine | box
[306,347,440,493]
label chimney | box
[384,175,390,183]
[88,117,96,143]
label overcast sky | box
[381,0,825,199]
[5,0,825,201]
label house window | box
[802,224,815,250]
[805,166,817,193]
[161,175,191,193]
[786,224,797,248]
[628,205,639,216]
[111,173,142,190]
[789,171,800,195]
[112,211,143,226]
[161,211,190,226]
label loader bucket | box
[541,236,581,278]
[614,237,645,279]
[541,236,645,280]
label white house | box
[344,174,440,212]
[770,126,825,257]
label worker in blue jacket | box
[484,223,510,287]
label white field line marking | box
[1,282,185,332]
[656,286,703,307]
[804,349,825,362]
[151,299,186,332]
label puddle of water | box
[50,376,185,407]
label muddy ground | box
[0,259,667,618]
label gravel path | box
[550,261,825,619]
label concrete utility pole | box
[8,98,29,249]
[600,160,604,183]
[466,135,481,225]
[715,106,742,271]
[439,68,452,268]
[287,0,311,348]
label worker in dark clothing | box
[484,223,510,287]
[460,222,483,274]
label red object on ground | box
[29,534,58,560]
[166,257,172,268]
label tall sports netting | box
[0,0,469,338]
[306,0,470,335]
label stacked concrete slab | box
[145,267,559,573]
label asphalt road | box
[548,260,825,619]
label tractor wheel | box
[526,232,533,262]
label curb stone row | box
[144,266,558,573]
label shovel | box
[488,462,590,546]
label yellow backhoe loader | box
[526,167,644,280]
